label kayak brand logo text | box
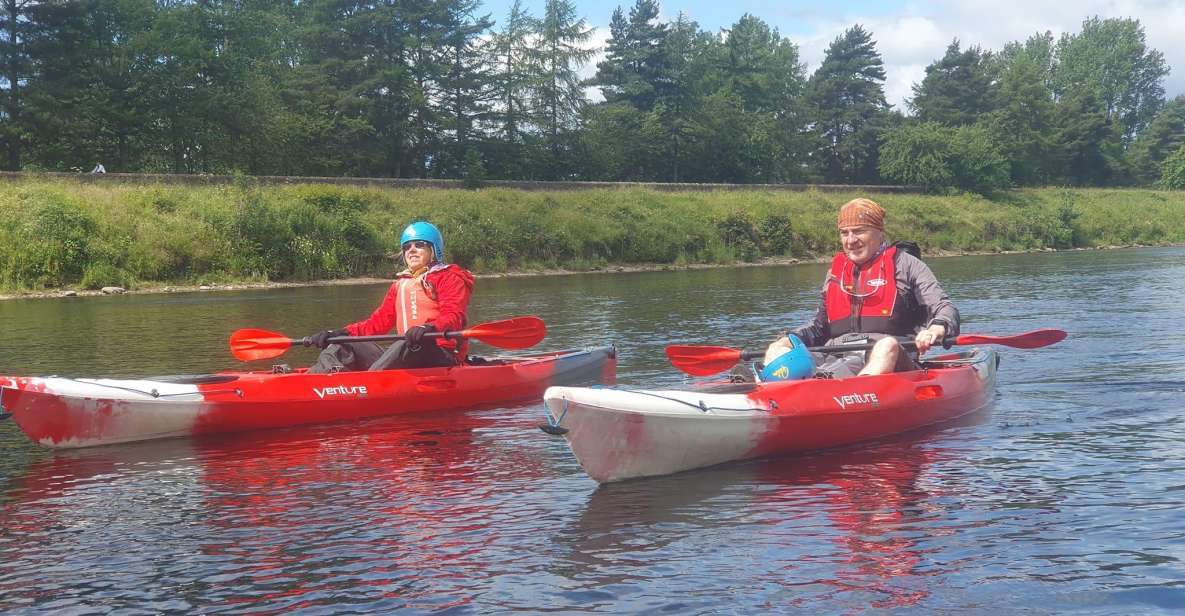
[313,385,369,399]
[833,392,879,410]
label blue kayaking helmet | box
[400,221,444,262]
[759,334,815,382]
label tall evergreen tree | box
[650,13,710,182]
[0,0,36,169]
[806,24,889,183]
[533,0,594,178]
[435,0,494,178]
[717,14,804,114]
[1051,90,1126,185]
[488,0,538,178]
[714,14,809,181]
[591,0,666,110]
[287,0,426,177]
[910,40,999,126]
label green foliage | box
[461,148,488,188]
[1159,146,1185,189]
[0,3,1178,189]
[3,180,1185,293]
[1051,91,1128,185]
[877,123,955,191]
[981,50,1057,186]
[1052,16,1168,142]
[534,0,597,178]
[79,263,133,290]
[806,25,890,183]
[878,123,1009,194]
[716,212,760,261]
[1129,96,1185,183]
[950,125,1012,194]
[0,191,97,287]
[591,0,668,110]
[910,40,999,126]
[757,213,797,256]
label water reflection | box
[558,423,986,611]
[0,412,539,613]
[4,247,1185,612]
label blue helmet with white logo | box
[759,334,816,382]
[400,221,444,262]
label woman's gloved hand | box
[405,324,435,348]
[307,328,348,349]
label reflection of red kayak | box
[1,346,616,449]
[543,348,995,483]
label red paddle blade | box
[229,328,295,361]
[665,345,745,376]
[954,328,1066,349]
[462,316,546,349]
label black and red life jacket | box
[824,245,919,338]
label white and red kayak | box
[1,346,616,449]
[542,348,997,483]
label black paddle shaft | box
[738,336,951,360]
[299,331,461,346]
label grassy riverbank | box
[1,178,1182,294]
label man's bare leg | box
[764,336,793,365]
[858,337,901,376]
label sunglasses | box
[402,240,432,251]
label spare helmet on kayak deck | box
[400,221,444,262]
[759,334,815,382]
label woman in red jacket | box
[306,221,476,373]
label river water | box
[2,247,1184,614]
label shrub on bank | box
[0,179,1181,292]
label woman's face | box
[402,240,435,270]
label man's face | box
[839,225,884,265]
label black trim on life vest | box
[825,245,920,338]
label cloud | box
[580,25,611,103]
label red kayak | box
[542,348,996,483]
[1,346,616,449]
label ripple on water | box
[4,249,1185,612]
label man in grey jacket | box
[763,198,960,378]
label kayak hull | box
[544,348,996,483]
[2,346,616,449]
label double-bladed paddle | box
[229,316,546,362]
[665,328,1067,376]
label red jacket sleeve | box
[344,282,399,337]
[425,266,474,332]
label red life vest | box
[393,271,441,335]
[824,245,913,337]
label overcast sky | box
[481,0,1185,111]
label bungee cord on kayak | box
[39,377,242,400]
